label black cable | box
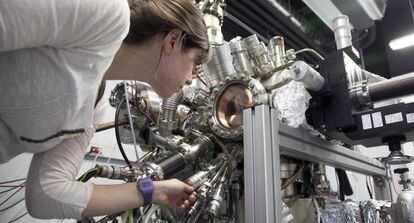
[0,187,19,195]
[0,197,25,212]
[0,187,24,207]
[0,178,26,185]
[115,98,132,169]
[335,168,353,201]
[8,212,27,223]
[366,176,373,199]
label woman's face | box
[145,30,205,98]
[153,47,202,98]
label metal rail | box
[243,105,386,223]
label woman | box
[0,0,210,220]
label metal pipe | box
[94,119,128,132]
[158,153,186,179]
[269,36,286,68]
[203,1,224,45]
[202,43,236,88]
[95,164,138,181]
[243,34,275,79]
[187,170,211,189]
[230,36,253,75]
[368,73,414,102]
[293,48,325,61]
[208,174,226,216]
[150,132,178,150]
[333,15,352,50]
[158,91,183,137]
[289,61,325,91]
[182,134,215,163]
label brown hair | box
[125,0,210,64]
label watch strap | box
[137,178,154,206]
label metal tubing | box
[150,133,178,150]
[289,61,325,91]
[368,73,414,102]
[230,37,253,75]
[333,15,352,50]
[158,91,183,137]
[269,36,286,68]
[158,153,186,179]
[187,170,210,189]
[203,43,236,88]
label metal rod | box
[123,81,140,162]
[94,119,128,133]
[294,48,325,60]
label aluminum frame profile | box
[243,105,386,223]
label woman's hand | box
[152,179,197,212]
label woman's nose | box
[186,69,196,85]
[185,77,193,85]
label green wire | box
[77,168,98,182]
[129,210,133,223]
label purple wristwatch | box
[137,177,154,206]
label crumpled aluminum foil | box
[282,201,295,223]
[320,199,361,223]
[360,199,391,223]
[272,81,311,128]
[320,199,391,223]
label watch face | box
[140,178,154,190]
[142,182,152,188]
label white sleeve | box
[25,129,94,220]
[0,0,130,52]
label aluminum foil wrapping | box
[282,201,295,223]
[360,200,391,223]
[321,199,361,223]
[272,81,311,128]
[320,199,391,223]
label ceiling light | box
[389,32,414,50]
[268,0,291,17]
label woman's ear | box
[163,29,182,55]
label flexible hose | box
[294,48,325,61]
[115,98,132,168]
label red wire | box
[193,72,207,87]
[0,185,25,188]
[129,80,154,124]
[138,107,155,124]
[124,149,156,168]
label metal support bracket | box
[243,105,386,223]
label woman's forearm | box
[82,179,196,217]
[82,183,143,217]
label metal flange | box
[207,76,268,139]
